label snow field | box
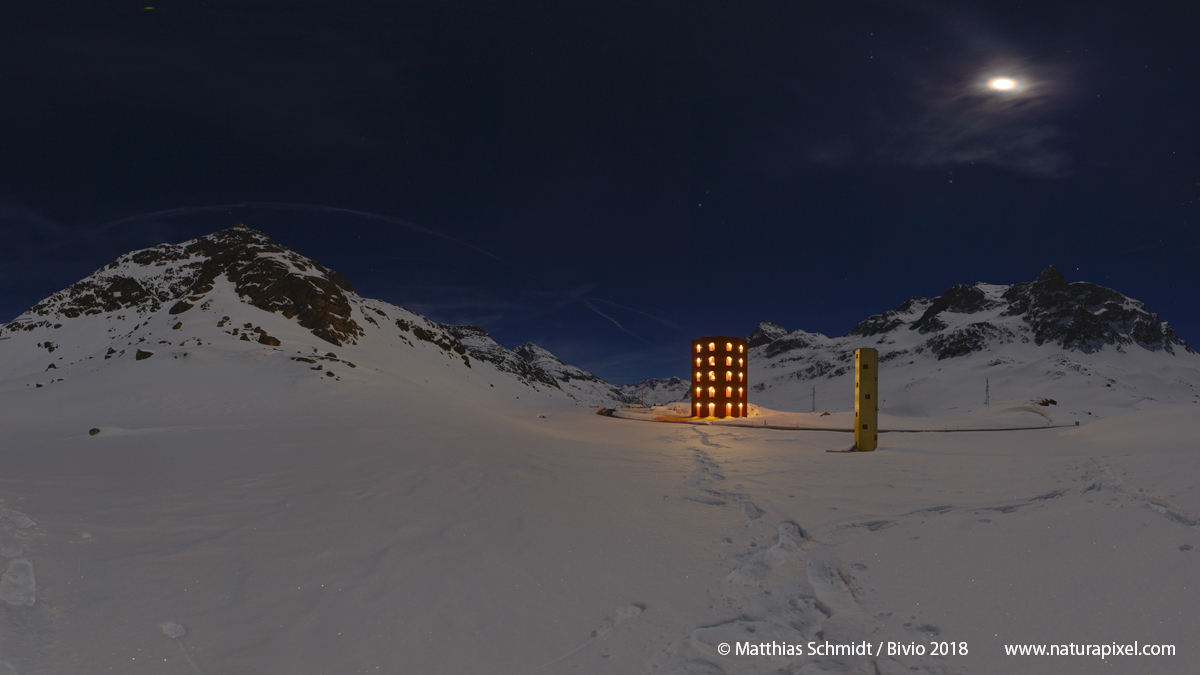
[2,357,1197,673]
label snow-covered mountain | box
[0,224,635,406]
[746,265,1200,417]
[442,325,638,405]
[617,376,691,406]
[5,230,1194,420]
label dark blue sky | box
[2,1,1197,383]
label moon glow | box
[988,77,1017,91]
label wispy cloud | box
[0,202,64,233]
[776,6,1075,178]
[590,297,685,331]
[579,298,649,343]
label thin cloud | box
[0,202,515,278]
[775,6,1075,178]
[590,297,685,331]
[100,203,508,263]
[0,202,63,232]
[579,298,649,344]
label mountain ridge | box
[3,228,1196,415]
[734,265,1199,416]
[0,224,637,406]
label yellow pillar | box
[854,348,878,451]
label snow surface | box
[1,334,1198,673]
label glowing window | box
[708,371,716,381]
[726,371,732,382]
[696,357,701,366]
[726,356,732,366]
[708,356,715,366]
[738,358,743,367]
[707,403,715,416]
[708,386,716,397]
[738,387,743,398]
[739,372,744,382]
[738,345,744,353]
[726,402,732,415]
[695,386,701,395]
[738,403,744,412]
[695,372,702,382]
[708,342,715,351]
[696,344,701,353]
[726,386,732,397]
[726,342,732,351]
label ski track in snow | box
[643,430,1198,675]
[537,604,646,670]
[161,622,206,675]
[679,428,763,519]
[0,496,214,675]
[0,498,61,675]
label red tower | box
[690,336,748,418]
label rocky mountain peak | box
[1034,264,1068,289]
[909,284,998,334]
[745,321,790,348]
[753,266,1191,375]
[513,342,560,365]
[12,224,364,346]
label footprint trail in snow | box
[536,604,645,670]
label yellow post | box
[854,348,878,451]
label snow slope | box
[1,355,1197,674]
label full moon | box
[988,77,1017,91]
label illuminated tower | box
[854,348,878,451]
[691,337,748,418]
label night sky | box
[2,1,1197,383]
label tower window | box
[696,357,701,366]
[708,356,715,366]
[695,386,701,395]
[738,372,744,382]
[708,403,715,416]
[738,387,743,398]
[696,344,701,353]
[738,358,743,367]
[708,386,716,397]
[726,371,732,382]
[708,371,716,381]
[726,342,732,351]
[695,372,702,382]
[726,386,732,397]
[726,402,732,415]
[726,356,732,366]
[708,342,715,351]
[739,345,744,353]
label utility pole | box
[985,378,990,406]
